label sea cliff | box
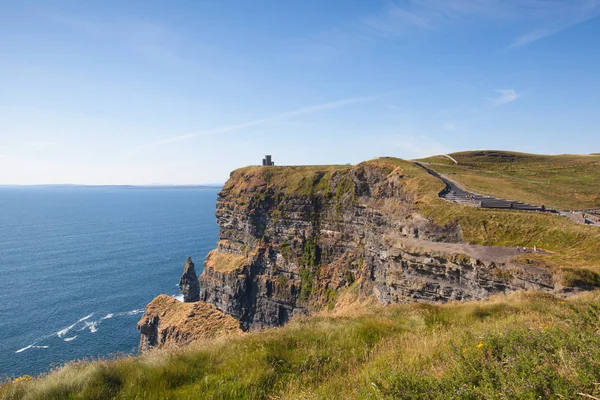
[138,158,596,350]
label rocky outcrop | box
[137,295,241,353]
[179,257,200,302]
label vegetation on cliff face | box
[418,151,600,210]
[3,291,600,399]
[204,250,248,273]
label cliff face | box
[199,159,575,331]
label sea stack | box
[179,257,200,302]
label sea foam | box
[16,345,49,354]
[173,294,184,302]
[57,313,94,337]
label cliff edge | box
[140,157,599,350]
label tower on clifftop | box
[262,155,274,166]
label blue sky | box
[1,0,599,184]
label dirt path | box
[387,236,545,264]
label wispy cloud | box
[489,89,521,107]
[392,134,452,158]
[363,2,434,37]
[360,0,600,47]
[508,1,600,48]
[361,0,505,38]
[131,94,384,152]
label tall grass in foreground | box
[2,291,600,399]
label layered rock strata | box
[198,160,579,331]
[140,158,594,350]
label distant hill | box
[418,151,600,210]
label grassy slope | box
[370,158,600,273]
[418,151,600,210]
[3,291,600,399]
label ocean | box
[0,186,220,378]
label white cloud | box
[130,94,384,152]
[489,89,521,107]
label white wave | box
[126,309,144,316]
[101,313,114,320]
[80,321,98,333]
[16,344,48,353]
[64,336,77,342]
[173,294,184,302]
[78,313,93,322]
[57,322,77,338]
[16,344,33,353]
[57,313,94,337]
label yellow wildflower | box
[477,343,484,349]
[13,375,32,383]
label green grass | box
[224,164,352,198]
[418,150,600,210]
[3,291,600,399]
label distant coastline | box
[0,184,223,190]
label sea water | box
[0,186,219,378]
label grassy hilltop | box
[2,292,600,399]
[418,151,600,210]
